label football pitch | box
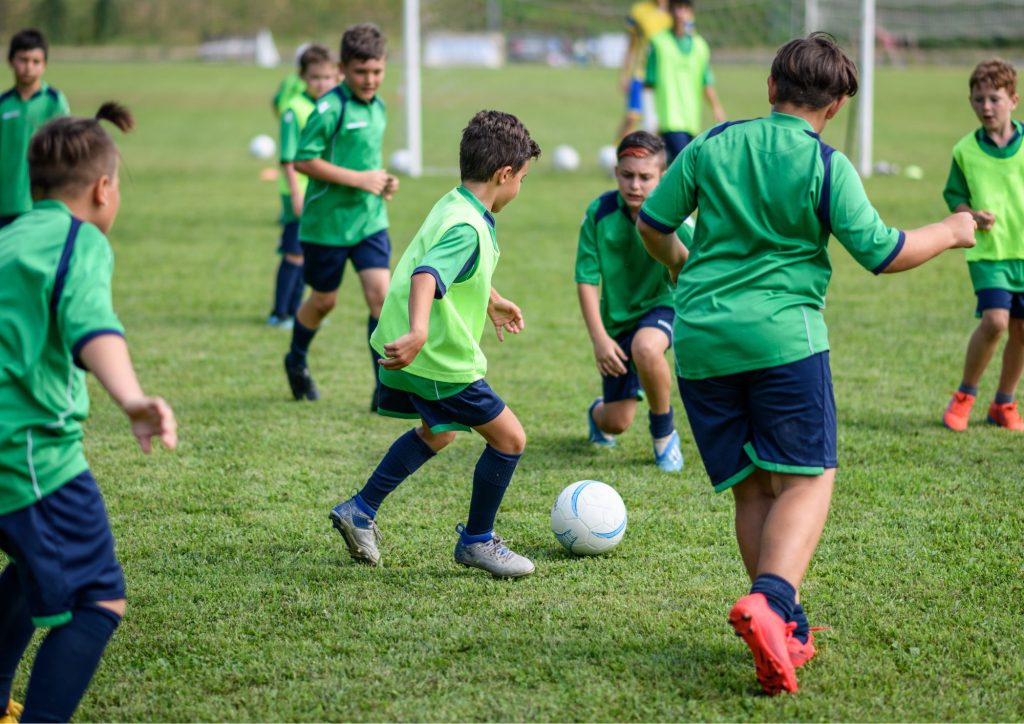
[32,59,1024,721]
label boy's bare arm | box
[882,212,977,273]
[577,283,628,376]
[954,202,996,231]
[380,273,435,369]
[636,218,689,282]
[704,85,727,123]
[282,162,303,217]
[488,287,524,342]
[293,158,391,195]
[78,334,177,454]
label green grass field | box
[19,59,1023,721]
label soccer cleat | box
[587,397,615,447]
[987,400,1024,431]
[943,391,976,431]
[267,314,293,329]
[787,624,827,669]
[453,524,535,578]
[329,498,382,566]
[653,430,684,472]
[728,593,798,695]
[284,353,320,401]
[1,699,22,724]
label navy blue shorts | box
[625,77,644,114]
[278,220,302,256]
[661,132,694,164]
[0,470,125,627]
[300,229,391,292]
[976,288,1024,319]
[602,306,674,404]
[377,378,506,433]
[677,352,837,492]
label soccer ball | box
[550,480,627,556]
[389,148,412,175]
[551,144,580,172]
[249,134,276,160]
[598,144,618,175]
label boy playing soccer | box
[637,33,976,694]
[285,23,398,407]
[267,44,339,328]
[942,59,1024,431]
[576,131,686,472]
[0,104,177,721]
[0,29,69,229]
[328,110,541,578]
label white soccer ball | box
[550,480,627,556]
[389,148,412,175]
[598,144,618,175]
[249,134,276,160]
[551,144,580,172]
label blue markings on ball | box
[570,480,593,516]
[592,514,627,539]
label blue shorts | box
[625,77,644,114]
[661,132,694,164]
[377,378,506,433]
[677,352,837,492]
[301,229,391,292]
[976,288,1024,319]
[0,470,125,627]
[278,220,302,256]
[602,306,674,403]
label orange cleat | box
[729,593,798,695]
[987,400,1024,431]
[943,391,976,431]
[787,625,827,668]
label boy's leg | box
[946,306,1009,429]
[286,253,305,318]
[270,220,303,324]
[756,469,835,589]
[589,327,641,445]
[631,323,682,471]
[989,316,1024,429]
[591,398,637,437]
[730,467,774,580]
[358,267,389,411]
[0,567,35,717]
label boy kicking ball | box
[576,131,688,472]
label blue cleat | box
[588,397,615,447]
[654,430,684,472]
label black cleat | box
[284,354,320,401]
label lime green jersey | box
[575,190,679,338]
[273,72,307,117]
[278,91,317,221]
[645,31,713,135]
[296,82,388,247]
[640,113,904,379]
[0,83,70,217]
[0,200,124,514]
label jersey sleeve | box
[294,98,337,162]
[413,224,480,299]
[645,43,658,86]
[942,156,971,211]
[57,227,124,368]
[58,91,69,116]
[828,151,905,274]
[279,107,301,163]
[575,206,601,285]
[639,136,700,232]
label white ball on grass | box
[598,144,618,175]
[249,134,276,160]
[389,148,412,175]
[550,480,627,556]
[552,144,581,172]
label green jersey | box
[278,91,317,222]
[0,200,124,515]
[0,83,70,217]
[645,31,713,135]
[575,190,678,337]
[296,82,388,247]
[273,72,307,116]
[640,113,904,380]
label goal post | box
[403,0,423,177]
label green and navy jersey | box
[944,121,1024,289]
[0,83,70,217]
[640,112,904,380]
[645,31,713,135]
[273,72,307,117]
[575,190,678,338]
[295,82,388,247]
[278,91,317,223]
[373,186,497,394]
[0,200,124,515]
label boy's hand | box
[593,335,629,376]
[487,294,525,342]
[382,174,399,201]
[360,169,391,196]
[291,194,304,218]
[945,211,978,249]
[380,331,427,370]
[124,397,177,454]
[972,209,996,231]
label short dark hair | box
[668,0,693,9]
[8,28,48,62]
[771,32,858,109]
[616,131,666,165]
[341,23,386,64]
[460,110,541,183]
[970,58,1017,96]
[299,44,333,75]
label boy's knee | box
[94,598,126,618]
[980,311,1010,337]
[601,415,631,435]
[499,427,527,456]
[310,292,337,315]
[285,253,304,265]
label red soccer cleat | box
[943,391,976,432]
[787,624,827,668]
[729,593,798,695]
[987,400,1024,431]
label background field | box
[16,59,1024,721]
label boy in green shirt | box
[638,33,976,695]
[0,29,69,228]
[0,104,176,722]
[941,59,1024,432]
[576,131,687,472]
[285,23,398,408]
[329,110,541,579]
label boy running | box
[638,33,976,694]
[329,110,540,578]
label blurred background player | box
[271,43,310,117]
[576,131,686,472]
[329,110,540,578]
[285,24,398,407]
[0,104,176,722]
[942,59,1024,432]
[616,1,670,141]
[267,44,339,329]
[0,28,69,229]
[638,33,976,695]
[645,0,725,163]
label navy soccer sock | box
[272,259,303,318]
[959,382,979,397]
[288,320,318,364]
[465,446,521,537]
[357,428,436,513]
[791,603,810,644]
[648,407,675,439]
[0,567,35,712]
[22,604,121,723]
[750,573,797,625]
[286,262,305,317]
[995,390,1015,404]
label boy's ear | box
[92,174,112,208]
[767,76,777,105]
[493,165,515,185]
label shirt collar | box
[977,119,1022,148]
[769,111,817,135]
[339,81,374,106]
[456,185,495,228]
